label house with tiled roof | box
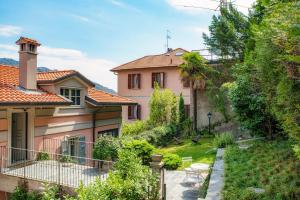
[111,48,224,128]
[111,48,191,121]
[0,37,136,194]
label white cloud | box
[0,44,118,90]
[108,0,142,13]
[0,25,22,37]
[71,14,90,22]
[166,0,256,15]
[0,44,18,51]
[192,27,209,35]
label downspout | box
[92,111,96,144]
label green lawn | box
[223,140,300,200]
[157,137,216,169]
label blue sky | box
[0,0,255,90]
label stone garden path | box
[165,170,200,200]
[165,149,225,200]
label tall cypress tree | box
[179,93,186,124]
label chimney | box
[16,37,41,90]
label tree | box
[178,93,186,125]
[203,4,250,61]
[228,65,272,136]
[228,0,300,142]
[149,83,178,126]
[93,136,121,161]
[179,52,212,130]
[123,139,155,165]
[252,1,300,140]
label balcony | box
[0,146,113,188]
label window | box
[60,88,81,105]
[152,72,165,88]
[184,105,190,118]
[98,129,119,137]
[128,74,141,89]
[128,105,141,120]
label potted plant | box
[59,155,75,167]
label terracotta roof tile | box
[0,64,134,106]
[87,88,136,105]
[16,37,41,46]
[37,70,76,81]
[0,65,70,105]
[111,48,189,71]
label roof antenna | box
[166,30,172,52]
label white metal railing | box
[0,146,113,188]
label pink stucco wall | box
[116,67,190,121]
[34,128,93,158]
[34,124,120,159]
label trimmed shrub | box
[93,136,121,161]
[121,120,148,136]
[123,140,155,165]
[133,124,178,147]
[163,153,182,170]
[59,155,75,163]
[36,152,49,161]
[214,132,235,148]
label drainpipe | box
[92,108,102,144]
[92,111,96,144]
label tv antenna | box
[166,30,171,52]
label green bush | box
[93,136,121,161]
[214,132,235,148]
[10,186,40,200]
[149,83,178,126]
[37,152,50,161]
[59,155,75,163]
[41,184,60,200]
[163,153,182,170]
[293,145,300,160]
[124,140,155,165]
[11,184,62,200]
[134,124,177,147]
[74,150,159,200]
[121,120,148,136]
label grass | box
[157,137,216,169]
[223,139,300,200]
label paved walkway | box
[165,170,206,200]
[204,148,224,200]
[2,160,108,188]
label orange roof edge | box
[16,36,41,46]
[111,48,189,72]
[86,88,136,106]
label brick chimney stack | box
[16,37,41,90]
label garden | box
[9,0,300,199]
[223,140,300,199]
